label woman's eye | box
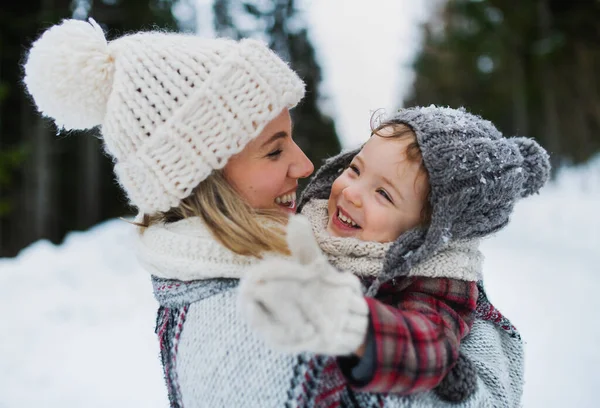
[377,188,393,203]
[348,164,360,175]
[266,149,282,158]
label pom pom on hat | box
[24,18,115,130]
[511,136,551,197]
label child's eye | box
[377,188,393,203]
[266,149,282,158]
[348,164,360,175]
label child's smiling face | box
[326,128,429,243]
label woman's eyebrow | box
[260,131,288,148]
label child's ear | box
[286,215,322,265]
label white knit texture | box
[24,19,305,214]
[135,216,257,281]
[177,289,299,408]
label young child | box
[239,105,550,405]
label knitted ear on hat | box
[378,193,466,287]
[434,354,478,402]
[298,148,360,212]
[23,18,114,130]
[511,137,551,197]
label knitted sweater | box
[136,216,524,408]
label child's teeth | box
[338,211,358,227]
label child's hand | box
[238,215,369,356]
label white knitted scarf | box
[135,216,260,281]
[302,199,484,282]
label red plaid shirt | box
[338,277,478,395]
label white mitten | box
[238,215,369,356]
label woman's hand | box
[238,215,369,356]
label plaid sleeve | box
[339,277,478,394]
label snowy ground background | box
[1,157,598,407]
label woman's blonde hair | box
[137,171,290,258]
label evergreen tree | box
[0,0,184,256]
[0,0,73,256]
[405,0,600,167]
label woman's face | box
[223,109,314,213]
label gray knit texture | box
[435,354,478,402]
[152,276,238,307]
[299,105,551,295]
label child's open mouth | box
[333,207,361,230]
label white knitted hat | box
[23,18,305,214]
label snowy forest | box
[0,1,599,407]
[1,0,599,256]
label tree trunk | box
[537,0,561,165]
[78,131,102,228]
[31,116,56,239]
[511,53,529,136]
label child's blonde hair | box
[138,171,290,258]
[370,118,433,226]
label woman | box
[23,18,523,408]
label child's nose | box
[342,185,362,208]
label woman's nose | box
[288,142,314,179]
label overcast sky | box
[306,0,433,148]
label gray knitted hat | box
[299,105,551,294]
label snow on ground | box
[0,222,168,408]
[1,157,599,407]
[481,157,600,408]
